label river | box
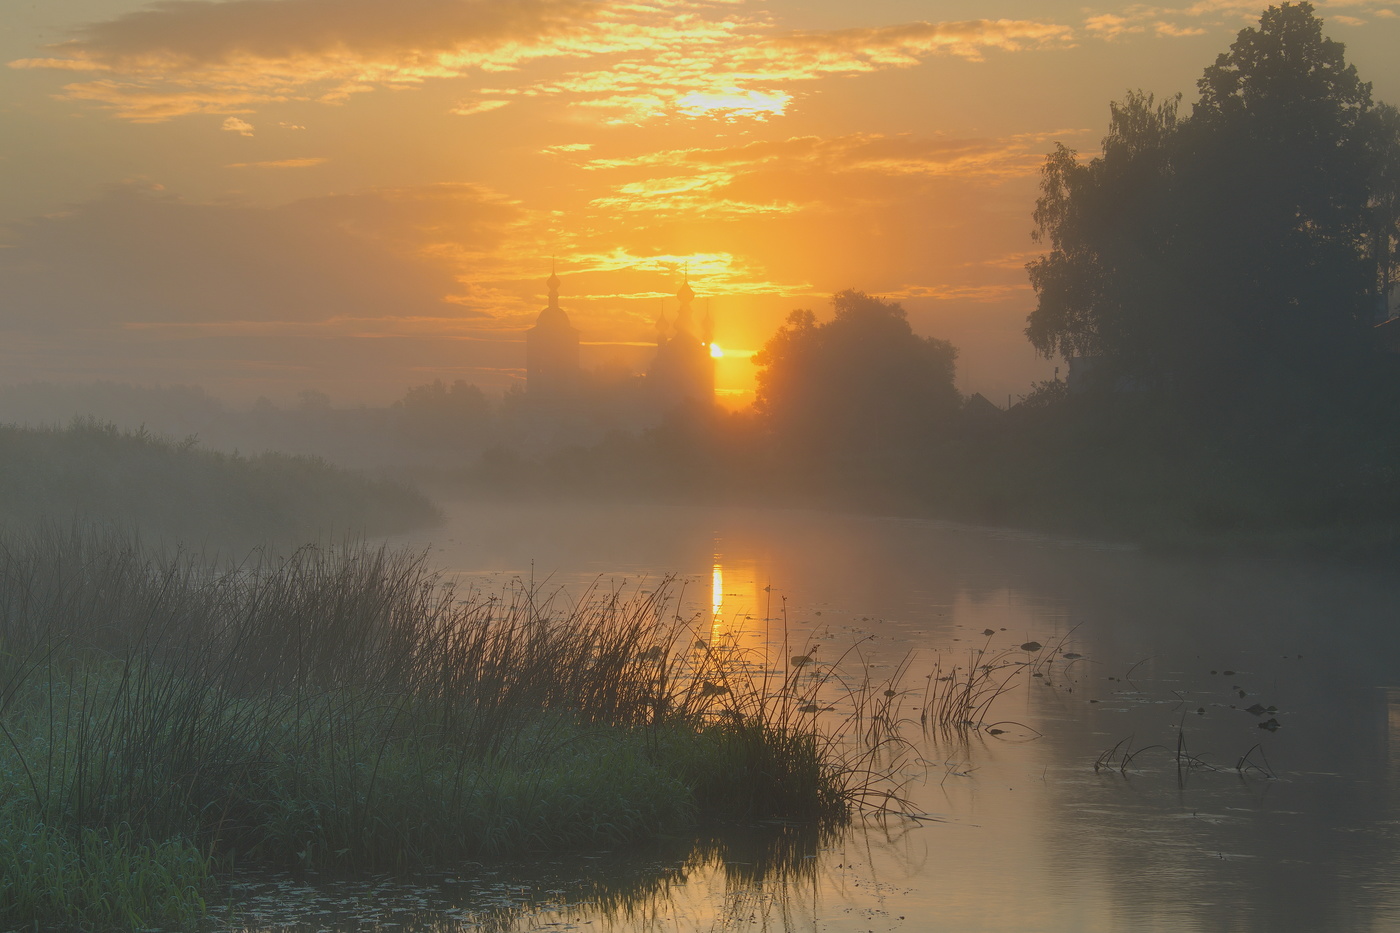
[219,498,1400,932]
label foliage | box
[1026,2,1393,409]
[0,528,865,929]
[0,418,438,548]
[753,290,959,471]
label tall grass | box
[0,526,860,930]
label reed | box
[0,525,861,930]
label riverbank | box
[431,392,1400,565]
[0,419,440,550]
[0,527,858,931]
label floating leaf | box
[791,655,812,667]
[982,629,996,637]
[883,689,897,698]
[1223,670,1236,676]
[1062,652,1082,660]
[798,703,821,713]
[987,728,1006,735]
[1258,718,1281,731]
[1245,703,1268,716]
[1020,641,1043,652]
[699,681,729,696]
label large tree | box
[753,290,959,468]
[1026,2,1396,408]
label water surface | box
[224,499,1400,932]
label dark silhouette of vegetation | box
[754,290,959,481]
[0,419,437,549]
[1026,2,1393,413]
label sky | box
[6,0,1400,407]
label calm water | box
[222,499,1400,932]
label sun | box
[709,342,724,359]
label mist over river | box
[226,499,1400,932]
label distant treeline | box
[0,419,438,549]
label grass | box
[0,525,865,931]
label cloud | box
[0,182,521,334]
[1081,0,1400,39]
[1085,14,1146,39]
[35,0,599,70]
[12,0,606,120]
[451,98,512,116]
[225,157,328,168]
[584,131,1079,196]
[505,128,1088,323]
[13,1,1076,124]
[764,18,1075,65]
[506,16,1076,123]
[221,116,255,135]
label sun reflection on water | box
[711,559,724,640]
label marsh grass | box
[0,526,862,930]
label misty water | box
[220,500,1400,932]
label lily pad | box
[1021,641,1043,652]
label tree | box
[753,290,959,469]
[1026,3,1391,407]
[1025,92,1185,382]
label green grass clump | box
[0,526,858,930]
[0,808,210,930]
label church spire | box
[674,269,695,336]
[546,258,561,311]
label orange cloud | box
[13,1,1076,124]
[226,157,328,169]
[762,19,1076,65]
[1083,0,1400,37]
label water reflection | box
[211,500,1400,932]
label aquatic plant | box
[0,525,864,930]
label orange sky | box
[5,0,1400,406]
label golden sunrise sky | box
[5,0,1400,406]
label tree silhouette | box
[753,290,958,472]
[1026,2,1393,410]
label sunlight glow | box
[676,87,790,121]
[711,562,724,633]
[709,342,724,359]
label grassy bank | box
[0,419,439,549]
[0,527,857,931]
